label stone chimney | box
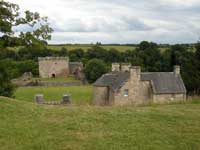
[130,66,141,81]
[112,63,120,72]
[174,65,180,76]
[121,63,131,72]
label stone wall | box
[114,81,133,106]
[108,88,115,105]
[113,80,152,106]
[39,57,69,78]
[69,62,83,75]
[93,86,108,106]
[153,93,186,104]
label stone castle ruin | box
[38,57,83,78]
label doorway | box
[52,73,56,78]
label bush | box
[85,59,108,83]
[0,60,15,97]
[16,60,38,76]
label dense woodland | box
[0,0,200,96]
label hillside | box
[0,97,200,150]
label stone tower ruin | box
[38,57,69,78]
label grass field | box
[8,44,170,52]
[14,86,93,105]
[47,44,137,52]
[0,96,200,150]
[31,76,79,82]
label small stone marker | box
[35,94,44,104]
[61,94,71,105]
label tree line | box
[0,41,200,95]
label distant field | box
[47,44,137,52]
[8,44,170,52]
[14,86,93,105]
[0,97,200,150]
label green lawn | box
[0,97,200,150]
[14,86,93,105]
[31,76,79,82]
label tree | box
[85,45,108,62]
[0,0,53,48]
[139,41,158,51]
[85,59,108,83]
[0,60,15,97]
[58,47,68,56]
[106,48,121,63]
[0,0,53,97]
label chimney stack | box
[121,63,131,72]
[130,66,141,81]
[174,65,180,76]
[112,63,120,72]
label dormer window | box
[124,89,129,97]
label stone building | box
[38,57,83,78]
[93,63,186,106]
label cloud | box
[7,0,200,44]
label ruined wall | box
[153,93,186,104]
[39,57,69,78]
[69,62,83,75]
[93,86,109,106]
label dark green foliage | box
[139,41,158,51]
[106,48,122,63]
[16,60,38,76]
[0,60,15,97]
[58,47,68,56]
[18,47,52,60]
[85,59,108,83]
[0,48,17,59]
[85,46,108,62]
[68,48,84,61]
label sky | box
[8,0,200,44]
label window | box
[124,89,129,97]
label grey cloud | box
[9,0,200,44]
[52,17,153,33]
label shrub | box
[85,59,108,83]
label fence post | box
[35,94,44,104]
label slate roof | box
[93,72,130,91]
[141,72,186,94]
[93,71,186,94]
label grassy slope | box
[0,97,200,150]
[14,86,93,105]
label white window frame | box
[124,89,129,97]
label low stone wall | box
[35,94,71,105]
[15,81,83,87]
